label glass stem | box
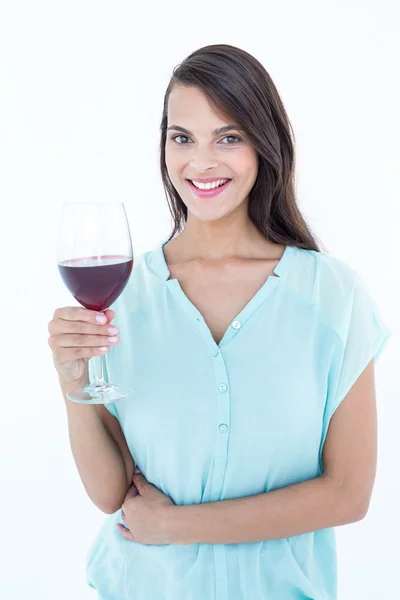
[93,355,106,387]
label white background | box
[0,1,399,598]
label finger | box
[104,308,115,322]
[116,523,134,541]
[124,484,139,499]
[54,306,109,325]
[133,473,147,493]
[49,318,119,337]
[51,333,120,349]
[52,346,110,361]
[121,488,138,513]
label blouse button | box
[218,383,228,393]
[218,424,229,434]
[212,348,219,357]
[232,320,241,330]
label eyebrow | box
[167,124,241,136]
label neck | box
[175,214,275,262]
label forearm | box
[168,475,362,545]
[61,376,129,514]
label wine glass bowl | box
[58,255,133,312]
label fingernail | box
[108,326,119,335]
[96,315,107,323]
[108,336,119,343]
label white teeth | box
[191,179,229,190]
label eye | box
[171,135,192,144]
[220,135,242,144]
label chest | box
[167,259,279,345]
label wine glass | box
[57,202,134,404]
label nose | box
[189,145,219,173]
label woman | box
[48,44,391,599]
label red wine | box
[58,255,133,311]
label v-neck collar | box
[149,238,297,349]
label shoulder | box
[301,247,362,291]
[287,246,365,338]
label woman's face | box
[165,85,259,223]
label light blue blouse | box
[86,239,391,600]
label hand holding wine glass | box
[48,306,118,384]
[53,202,134,404]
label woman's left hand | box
[116,472,176,545]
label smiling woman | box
[66,43,393,600]
[159,46,319,251]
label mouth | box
[186,178,232,198]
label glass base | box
[66,382,133,404]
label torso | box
[164,242,286,345]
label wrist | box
[59,376,89,397]
[161,505,187,546]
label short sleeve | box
[88,357,119,419]
[332,278,392,412]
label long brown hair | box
[159,44,325,252]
